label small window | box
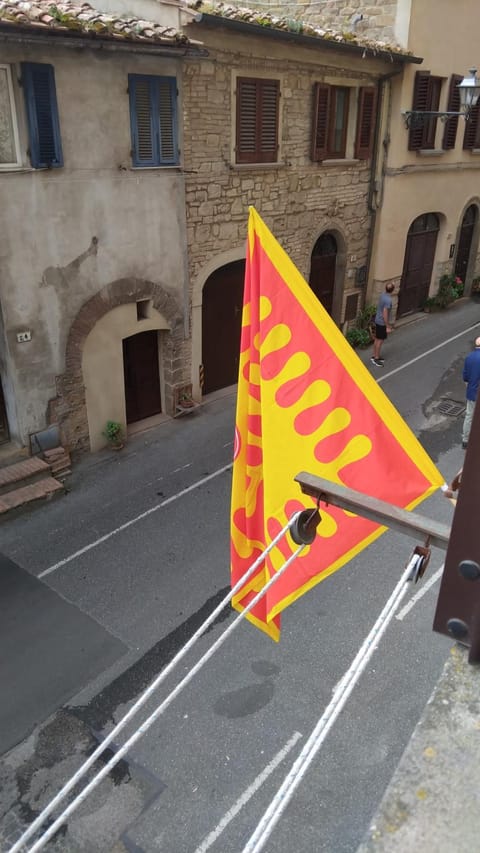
[129,75,178,167]
[408,71,442,151]
[311,84,378,161]
[22,62,63,168]
[235,77,279,164]
[0,64,21,168]
[311,83,355,161]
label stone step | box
[0,477,64,516]
[0,456,51,496]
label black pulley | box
[290,509,321,545]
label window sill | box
[129,165,181,171]
[0,165,35,173]
[230,162,285,171]
[469,149,480,154]
[417,149,446,156]
[320,158,360,166]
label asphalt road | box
[1,298,479,853]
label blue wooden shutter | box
[22,63,63,168]
[129,75,156,166]
[129,75,178,166]
[157,77,178,165]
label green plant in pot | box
[103,420,124,449]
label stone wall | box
[182,32,391,386]
[216,1,400,45]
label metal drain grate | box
[437,399,466,417]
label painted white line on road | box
[39,463,233,579]
[395,565,444,621]
[377,322,480,384]
[193,731,302,853]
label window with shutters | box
[235,77,279,164]
[128,75,178,167]
[312,84,376,162]
[0,64,21,168]
[22,62,63,168]
[408,71,442,151]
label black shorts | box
[375,323,387,340]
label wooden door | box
[0,376,9,445]
[309,233,337,315]
[398,214,439,317]
[455,205,477,283]
[202,260,245,394]
[123,331,161,424]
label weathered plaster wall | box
[183,23,397,397]
[367,0,480,307]
[0,44,189,450]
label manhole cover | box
[437,399,466,417]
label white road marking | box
[377,322,480,384]
[39,463,233,579]
[193,731,302,853]
[395,565,444,621]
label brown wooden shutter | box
[355,86,377,159]
[311,83,330,161]
[236,77,279,164]
[442,74,462,149]
[258,79,279,163]
[463,102,480,150]
[408,71,430,150]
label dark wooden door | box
[123,331,161,423]
[455,205,477,283]
[202,260,245,394]
[398,214,439,317]
[309,233,337,315]
[0,376,9,445]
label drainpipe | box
[364,67,404,303]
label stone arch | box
[454,198,480,294]
[49,278,183,454]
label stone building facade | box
[0,0,203,453]
[183,11,415,398]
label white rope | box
[10,512,301,853]
[242,554,419,853]
[13,522,306,853]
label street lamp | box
[402,66,480,129]
[457,68,480,118]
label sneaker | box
[377,358,384,365]
[370,357,383,367]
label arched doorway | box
[123,330,162,423]
[202,260,245,394]
[398,213,439,317]
[309,233,337,315]
[455,204,478,283]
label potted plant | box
[103,420,124,449]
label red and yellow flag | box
[231,207,444,640]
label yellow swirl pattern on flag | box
[231,208,444,640]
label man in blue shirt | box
[371,283,394,368]
[462,336,480,448]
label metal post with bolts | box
[433,391,480,662]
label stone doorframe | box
[48,278,183,455]
[307,223,347,325]
[454,198,480,295]
[191,246,246,400]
